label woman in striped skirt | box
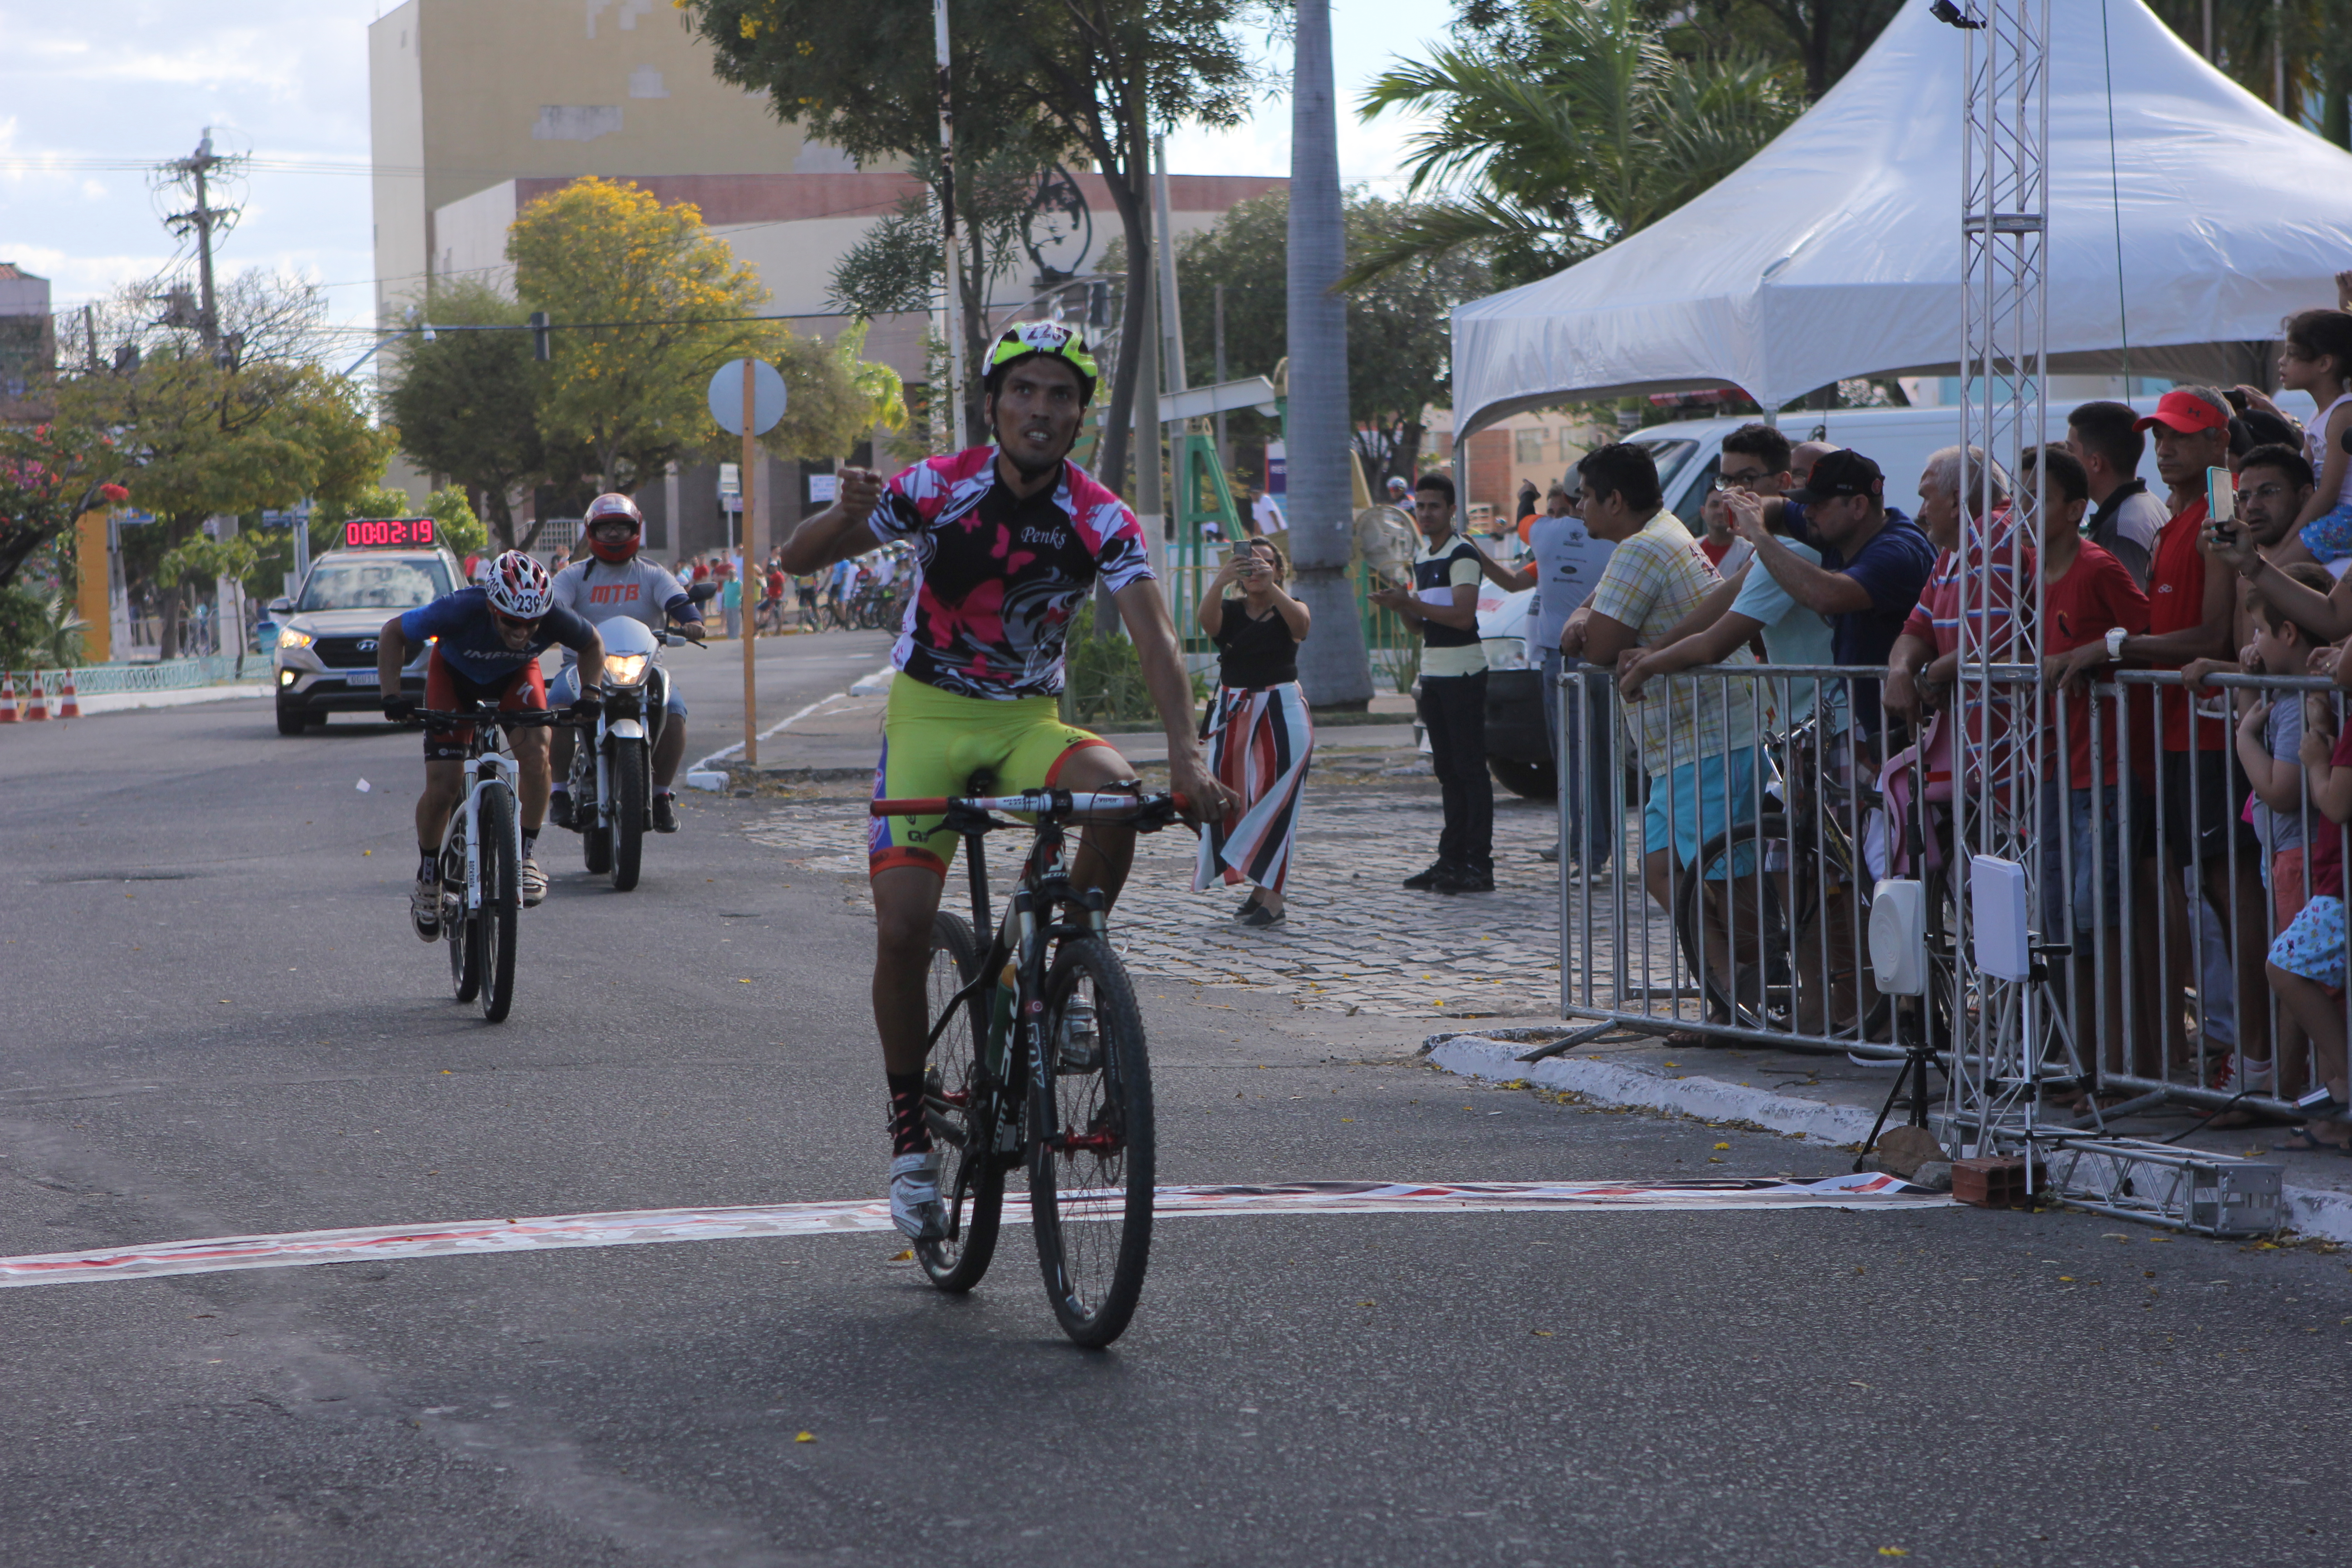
[1194,538,1314,926]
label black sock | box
[418,849,436,881]
[886,1070,931,1156]
[521,827,539,855]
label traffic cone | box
[55,668,79,720]
[22,672,48,720]
[0,671,16,724]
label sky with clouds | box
[1,0,1455,336]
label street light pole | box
[934,0,968,446]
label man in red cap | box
[2049,384,2263,1080]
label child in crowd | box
[2268,665,2352,1152]
[2233,563,2336,1099]
[2279,309,2352,566]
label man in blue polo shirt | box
[1725,449,1935,745]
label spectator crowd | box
[1424,306,2352,1147]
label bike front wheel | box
[609,736,647,891]
[446,841,480,1003]
[477,786,520,1022]
[918,911,1003,1293]
[1027,936,1154,1348]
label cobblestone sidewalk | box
[741,777,1578,1020]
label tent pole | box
[1759,402,1781,431]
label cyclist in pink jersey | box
[778,322,1236,1239]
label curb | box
[1425,1034,2352,1245]
[74,684,271,715]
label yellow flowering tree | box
[509,177,784,495]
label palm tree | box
[1288,0,1375,708]
[1347,0,1800,290]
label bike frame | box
[877,789,1178,1227]
[445,729,519,913]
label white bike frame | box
[446,750,519,913]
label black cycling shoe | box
[651,791,680,833]
[547,791,573,830]
[1402,862,1454,891]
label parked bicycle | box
[417,702,574,1023]
[870,781,1188,1348]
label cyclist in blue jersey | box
[375,551,606,934]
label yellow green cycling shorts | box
[868,676,1111,878]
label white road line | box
[688,665,893,773]
[0,1177,1946,1289]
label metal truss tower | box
[1946,0,2069,1156]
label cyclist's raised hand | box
[834,466,885,520]
[1166,749,1237,828]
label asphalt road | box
[3,648,2349,1568]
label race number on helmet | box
[583,492,644,563]
[484,551,556,619]
[984,320,1098,399]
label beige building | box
[368,0,1282,555]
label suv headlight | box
[277,627,314,650]
[603,653,650,686]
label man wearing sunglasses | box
[375,550,606,936]
[778,318,1237,1241]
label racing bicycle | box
[417,702,572,1024]
[870,782,1187,1348]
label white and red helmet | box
[583,492,644,564]
[483,550,555,620]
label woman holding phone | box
[1195,539,1314,926]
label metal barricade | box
[2064,670,2346,1122]
[1552,660,2351,1124]
[1555,662,1905,1060]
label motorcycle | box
[564,617,695,891]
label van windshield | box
[1630,438,1698,491]
[297,557,451,612]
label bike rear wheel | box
[1028,936,1154,1348]
[609,737,647,891]
[918,911,1004,1292]
[478,786,520,1022]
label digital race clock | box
[342,517,437,549]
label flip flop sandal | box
[2278,1127,2352,1155]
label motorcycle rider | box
[547,492,705,835]
[377,550,605,934]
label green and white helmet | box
[982,320,1098,402]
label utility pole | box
[163,132,234,358]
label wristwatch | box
[2104,627,2128,663]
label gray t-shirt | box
[2258,695,2306,853]
[551,557,693,662]
[1526,512,1617,653]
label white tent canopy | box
[1449,0,2352,437]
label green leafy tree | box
[57,349,392,656]
[681,0,1262,494]
[509,177,786,498]
[382,279,578,549]
[0,422,130,588]
[1353,0,1800,289]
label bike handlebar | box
[871,790,1192,823]
[410,706,583,731]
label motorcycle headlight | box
[276,627,314,650]
[603,653,650,686]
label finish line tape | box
[0,1175,1946,1290]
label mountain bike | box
[869,782,1188,1348]
[418,702,572,1024]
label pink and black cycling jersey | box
[865,446,1154,700]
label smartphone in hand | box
[2208,466,2237,544]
